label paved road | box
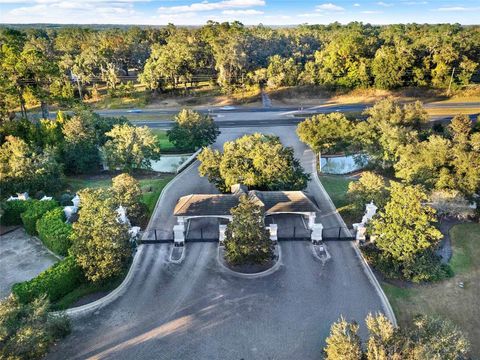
[48,126,387,360]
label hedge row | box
[20,200,58,235]
[36,208,72,256]
[12,256,85,304]
[0,200,31,226]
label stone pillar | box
[173,224,185,247]
[353,223,367,244]
[269,224,278,243]
[361,201,378,224]
[311,223,323,244]
[219,224,226,245]
[177,216,185,225]
[308,213,316,230]
[72,194,80,210]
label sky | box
[0,0,479,25]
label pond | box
[320,154,368,174]
[151,154,192,173]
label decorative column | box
[268,224,278,243]
[311,223,323,244]
[308,213,316,230]
[219,224,227,245]
[173,224,185,247]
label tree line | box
[1,22,479,117]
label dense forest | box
[1,22,479,118]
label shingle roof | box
[174,189,319,217]
[174,194,240,217]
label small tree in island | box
[224,195,274,266]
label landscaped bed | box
[381,223,480,357]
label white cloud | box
[361,10,383,14]
[315,3,344,11]
[402,1,428,4]
[222,9,263,14]
[158,0,265,14]
[353,3,360,6]
[376,1,393,6]
[436,6,480,11]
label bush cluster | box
[20,199,59,235]
[0,200,31,226]
[362,244,453,283]
[12,256,85,304]
[36,207,72,256]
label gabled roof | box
[174,189,319,217]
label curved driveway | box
[49,126,387,360]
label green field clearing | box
[382,223,480,357]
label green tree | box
[70,188,131,282]
[167,109,219,151]
[372,43,414,89]
[407,315,470,360]
[224,195,274,265]
[347,172,389,211]
[112,173,146,226]
[0,294,70,360]
[394,135,453,190]
[297,112,353,155]
[324,316,362,360]
[369,183,442,262]
[62,114,100,174]
[365,313,396,360]
[198,133,309,192]
[448,114,472,147]
[354,99,427,169]
[0,135,63,196]
[102,124,160,172]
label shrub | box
[20,199,58,235]
[0,200,31,226]
[36,208,73,256]
[12,256,84,304]
[362,244,452,283]
[0,295,71,360]
[59,192,74,206]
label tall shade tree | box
[112,173,146,226]
[224,195,274,265]
[62,114,100,174]
[324,316,362,360]
[70,188,131,283]
[102,124,160,172]
[167,109,219,151]
[198,133,309,192]
[369,183,443,262]
[297,112,354,155]
[0,135,63,196]
[354,98,428,168]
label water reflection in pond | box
[151,154,191,173]
[320,154,368,174]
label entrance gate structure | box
[173,185,321,245]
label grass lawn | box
[65,173,174,218]
[319,174,362,227]
[381,223,480,357]
[150,129,179,153]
